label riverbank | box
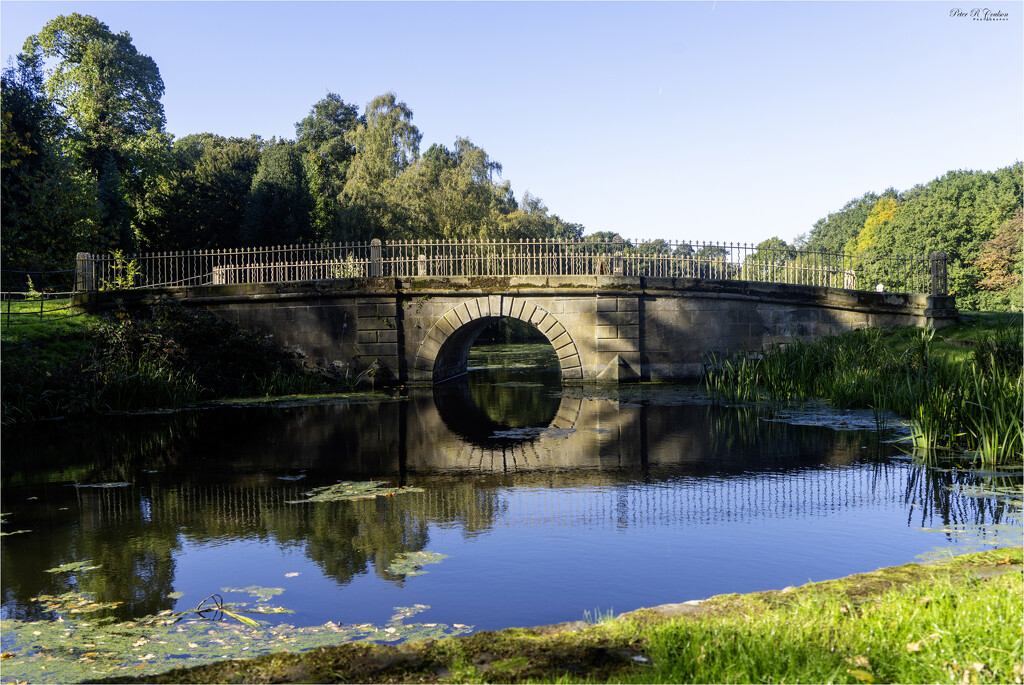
[0,299,345,424]
[89,548,1022,685]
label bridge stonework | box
[84,275,957,384]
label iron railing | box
[1,267,84,327]
[72,238,948,296]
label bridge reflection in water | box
[72,457,1011,534]
[1,381,1019,628]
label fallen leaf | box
[997,555,1014,565]
[285,572,300,578]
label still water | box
[2,344,1021,639]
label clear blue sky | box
[2,1,1021,246]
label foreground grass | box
[88,548,1022,685]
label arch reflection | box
[432,342,564,446]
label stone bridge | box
[80,274,957,384]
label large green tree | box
[1,53,97,274]
[242,140,313,245]
[23,13,170,251]
[144,134,264,250]
[337,93,422,240]
[295,93,362,241]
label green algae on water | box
[44,560,102,573]
[286,480,424,503]
[221,586,286,603]
[0,595,473,685]
[387,551,449,577]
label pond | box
[1,343,1021,681]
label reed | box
[701,323,1023,465]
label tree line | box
[1,13,583,277]
[793,164,1022,311]
[2,13,1020,311]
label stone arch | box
[413,296,583,383]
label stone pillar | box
[370,239,383,277]
[613,235,624,276]
[75,253,95,292]
[418,253,428,276]
[930,252,947,296]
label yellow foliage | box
[846,197,899,256]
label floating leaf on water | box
[286,481,423,504]
[44,561,101,574]
[31,591,122,614]
[386,551,449,577]
[219,609,260,628]
[221,586,285,603]
[284,572,300,578]
[166,591,185,600]
[71,482,131,489]
[388,604,431,623]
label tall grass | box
[702,324,1023,465]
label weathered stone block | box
[359,343,397,358]
[616,297,639,312]
[557,341,580,359]
[617,324,640,339]
[537,314,559,334]
[597,338,640,353]
[511,298,527,319]
[597,311,639,326]
[550,331,572,349]
[547,321,567,339]
[357,303,397,319]
[357,329,398,344]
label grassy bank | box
[0,299,345,424]
[83,548,1022,685]
[703,313,1023,465]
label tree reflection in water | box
[1,352,1020,626]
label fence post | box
[75,252,96,292]
[370,239,383,277]
[613,235,624,276]
[417,253,428,276]
[930,251,947,296]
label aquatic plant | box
[286,481,425,504]
[701,323,1024,465]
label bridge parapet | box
[73,238,947,297]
